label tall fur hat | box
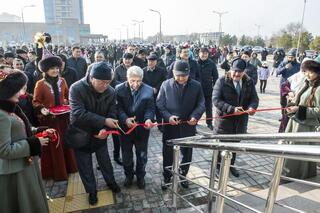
[38,56,62,72]
[0,71,28,100]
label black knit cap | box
[0,71,28,100]
[90,62,112,80]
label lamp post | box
[122,24,129,41]
[132,23,136,42]
[255,24,262,37]
[115,28,122,42]
[212,10,228,46]
[21,4,35,42]
[132,20,144,41]
[149,9,162,43]
[296,0,307,58]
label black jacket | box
[212,74,259,134]
[24,61,36,75]
[197,58,219,96]
[69,75,117,152]
[161,53,175,68]
[61,66,78,88]
[156,78,205,140]
[67,57,88,80]
[244,62,258,85]
[115,82,155,132]
[167,58,201,81]
[142,66,167,95]
[114,64,128,83]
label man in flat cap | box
[143,53,167,132]
[212,58,259,177]
[157,60,205,189]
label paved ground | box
[44,63,312,212]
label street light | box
[132,23,136,42]
[296,0,307,58]
[122,24,129,41]
[21,4,36,42]
[115,28,122,42]
[212,10,228,46]
[255,24,262,37]
[132,20,144,41]
[149,9,162,43]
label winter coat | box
[161,53,176,68]
[257,67,270,80]
[156,78,205,140]
[61,66,78,88]
[69,75,117,152]
[283,80,320,179]
[115,82,155,133]
[0,101,49,213]
[197,58,219,97]
[244,62,258,85]
[142,66,167,95]
[212,73,259,134]
[276,60,300,84]
[67,56,88,79]
[114,64,129,83]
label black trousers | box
[74,143,116,193]
[120,130,150,179]
[112,135,121,158]
[204,95,213,125]
[259,80,267,92]
[162,140,193,179]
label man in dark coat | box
[114,53,133,83]
[115,66,155,189]
[24,51,37,74]
[161,45,176,69]
[69,62,121,205]
[157,60,205,189]
[241,50,258,85]
[212,58,259,177]
[143,53,167,131]
[67,46,88,79]
[197,47,219,130]
[167,46,201,81]
[57,54,78,88]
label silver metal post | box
[172,145,180,209]
[207,140,219,213]
[265,141,285,213]
[215,150,232,213]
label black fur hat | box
[38,56,62,72]
[0,71,28,100]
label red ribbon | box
[35,129,60,148]
[105,107,287,136]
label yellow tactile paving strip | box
[49,173,114,213]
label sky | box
[1,0,319,40]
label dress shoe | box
[137,178,146,189]
[108,182,121,193]
[207,123,213,131]
[161,177,171,190]
[88,191,98,205]
[124,177,133,188]
[114,157,123,166]
[230,167,240,177]
[180,180,189,189]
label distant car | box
[252,46,264,53]
[305,50,317,58]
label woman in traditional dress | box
[33,55,77,181]
[283,60,320,179]
[0,71,49,213]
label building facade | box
[43,0,84,24]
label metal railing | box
[166,132,320,213]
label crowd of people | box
[1,33,320,212]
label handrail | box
[167,132,320,142]
[168,132,320,213]
[167,141,320,162]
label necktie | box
[132,90,138,104]
[236,81,241,96]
